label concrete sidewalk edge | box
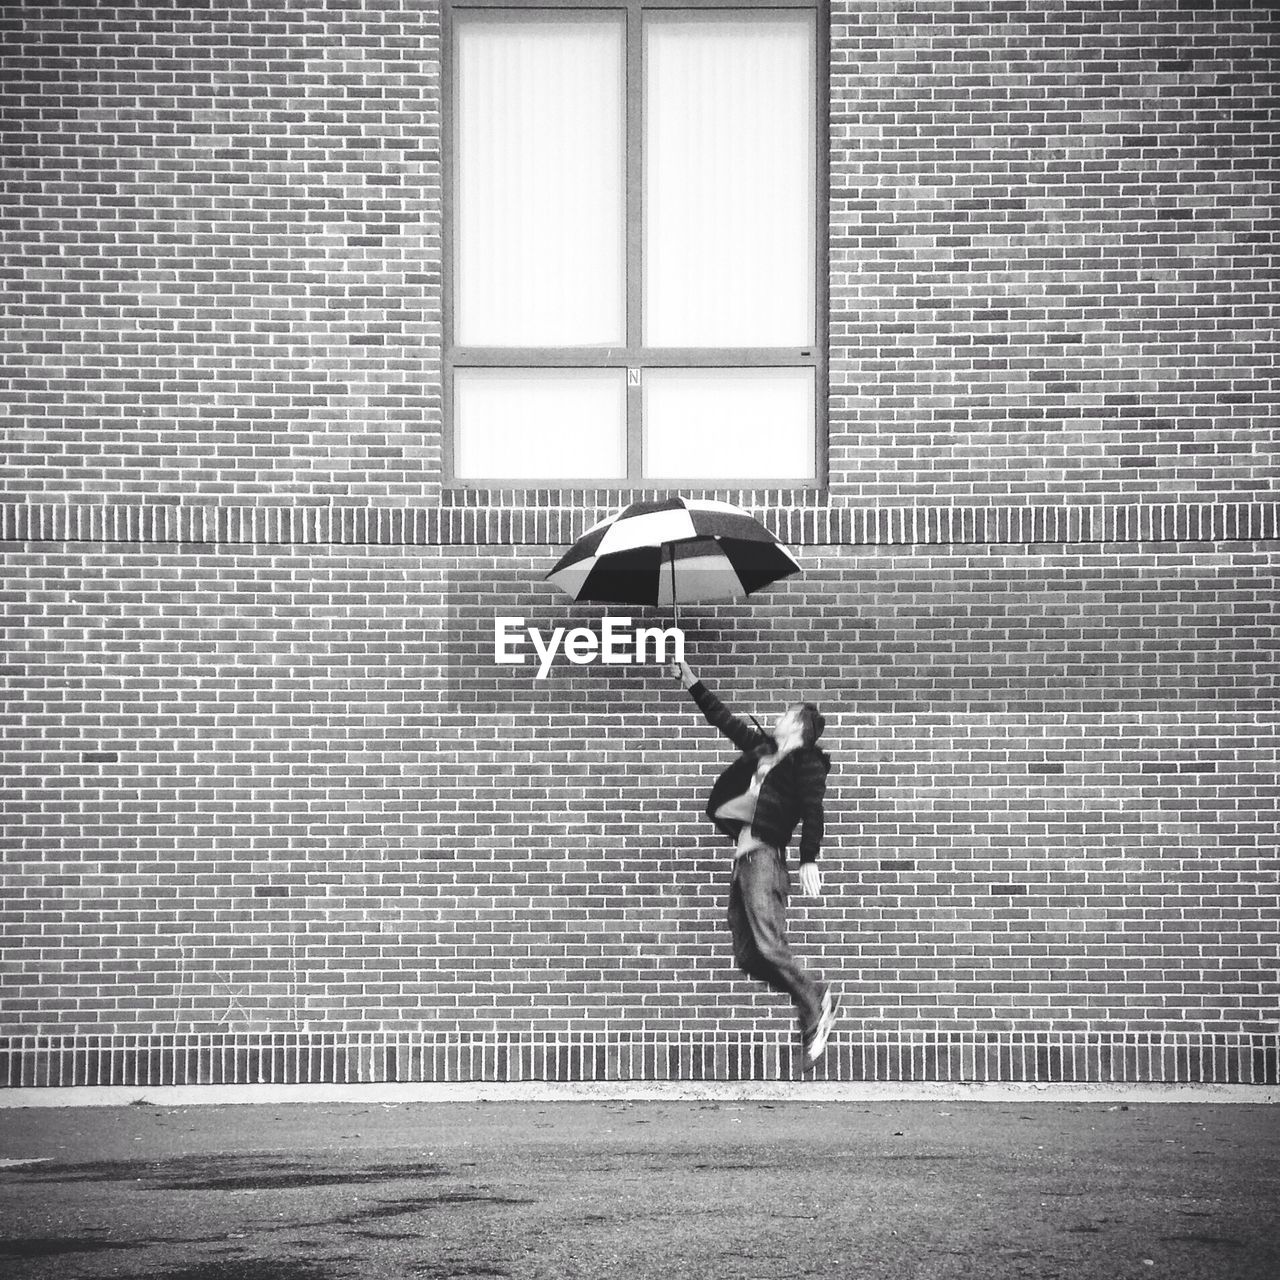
[0,1081,1274,1108]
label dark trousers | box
[727,846,824,1035]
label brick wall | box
[0,0,444,508]
[2,542,1277,1083]
[2,1,1276,509]
[1,2,1278,1085]
[829,0,1280,506]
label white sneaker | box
[802,988,839,1070]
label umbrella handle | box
[668,544,678,631]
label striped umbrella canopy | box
[545,497,801,622]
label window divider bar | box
[453,349,820,367]
[448,0,814,8]
[626,0,644,480]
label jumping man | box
[671,660,839,1069]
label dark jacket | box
[688,679,831,865]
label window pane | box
[643,368,815,481]
[454,369,627,480]
[455,15,625,347]
[644,14,815,348]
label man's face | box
[773,705,807,745]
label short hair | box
[797,703,825,747]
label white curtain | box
[455,16,625,347]
[454,369,627,480]
[644,14,816,348]
[644,368,815,481]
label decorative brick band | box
[3,1032,1275,1089]
[1,502,1278,548]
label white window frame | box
[443,0,830,489]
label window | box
[445,0,826,487]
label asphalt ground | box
[1,1099,1278,1280]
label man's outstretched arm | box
[670,662,769,754]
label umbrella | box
[544,497,801,628]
